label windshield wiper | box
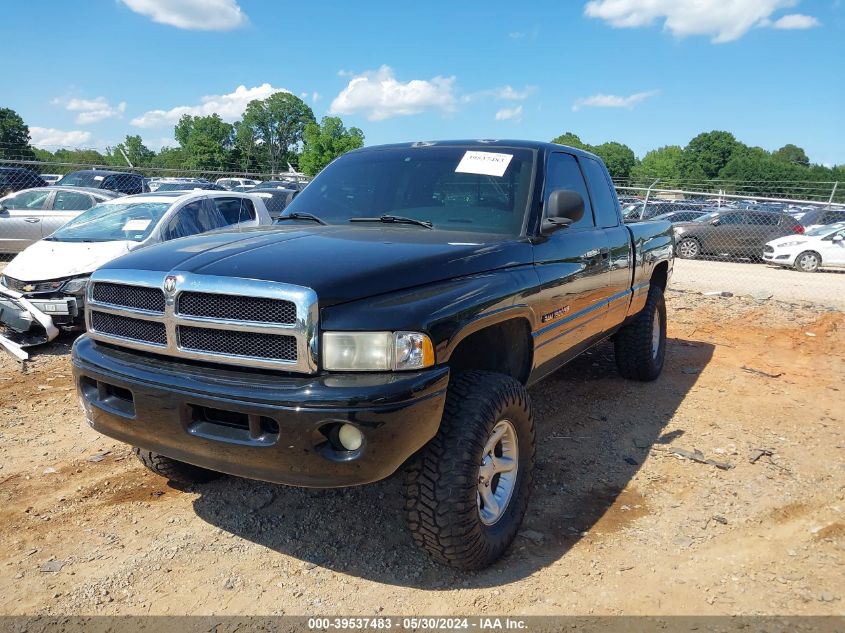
[350,215,433,229]
[276,212,327,225]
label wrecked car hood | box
[3,239,137,282]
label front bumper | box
[762,251,796,266]
[0,287,63,356]
[72,336,449,487]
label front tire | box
[133,448,223,484]
[794,251,821,272]
[614,284,667,381]
[403,371,535,570]
[676,237,700,259]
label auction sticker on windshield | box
[455,151,513,177]
[122,219,151,232]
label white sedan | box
[763,222,845,272]
[0,190,271,349]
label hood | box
[99,225,534,307]
[767,235,812,248]
[3,239,137,282]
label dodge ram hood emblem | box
[163,275,177,294]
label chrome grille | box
[90,311,167,345]
[92,282,165,313]
[85,270,318,373]
[177,291,296,324]
[179,326,297,361]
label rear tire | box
[403,371,535,570]
[794,251,821,273]
[133,447,222,484]
[676,237,700,259]
[614,284,667,382]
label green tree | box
[551,132,591,151]
[0,107,36,161]
[629,145,684,185]
[174,114,234,170]
[772,143,810,166]
[592,141,636,180]
[237,92,315,173]
[679,130,742,180]
[299,117,364,176]
[109,135,155,167]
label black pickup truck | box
[72,140,673,569]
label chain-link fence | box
[1,156,844,306]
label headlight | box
[777,241,805,248]
[322,331,435,371]
[60,276,90,294]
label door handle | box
[25,218,40,223]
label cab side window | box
[53,190,93,210]
[4,190,50,209]
[544,153,594,230]
[581,157,620,228]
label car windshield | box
[57,172,105,187]
[694,211,721,223]
[281,146,535,235]
[47,201,171,242]
[156,182,201,191]
[806,224,845,237]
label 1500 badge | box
[541,305,570,323]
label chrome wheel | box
[677,238,700,259]
[477,419,519,526]
[651,311,661,359]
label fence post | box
[829,182,839,207]
[642,179,660,219]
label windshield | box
[48,201,171,242]
[806,224,845,237]
[156,182,201,191]
[282,146,535,234]
[57,172,103,188]
[694,211,721,223]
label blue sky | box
[5,0,844,165]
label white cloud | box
[460,84,535,104]
[329,66,457,121]
[118,0,247,31]
[52,96,127,124]
[131,83,289,128]
[584,0,819,43]
[508,31,526,39]
[30,127,92,148]
[770,13,820,28]
[572,90,659,112]
[311,92,321,103]
[495,105,523,121]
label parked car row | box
[0,190,272,346]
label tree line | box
[0,93,364,177]
[2,99,842,200]
[552,131,844,201]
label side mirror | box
[0,203,8,214]
[542,189,584,233]
[833,234,844,243]
[710,218,721,226]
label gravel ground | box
[0,291,843,616]
[672,259,845,309]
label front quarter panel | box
[319,266,540,364]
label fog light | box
[338,424,363,451]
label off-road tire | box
[403,371,535,570]
[133,448,222,484]
[794,251,821,273]
[614,284,667,381]
[676,237,700,259]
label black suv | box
[0,167,47,196]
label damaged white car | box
[0,190,271,356]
